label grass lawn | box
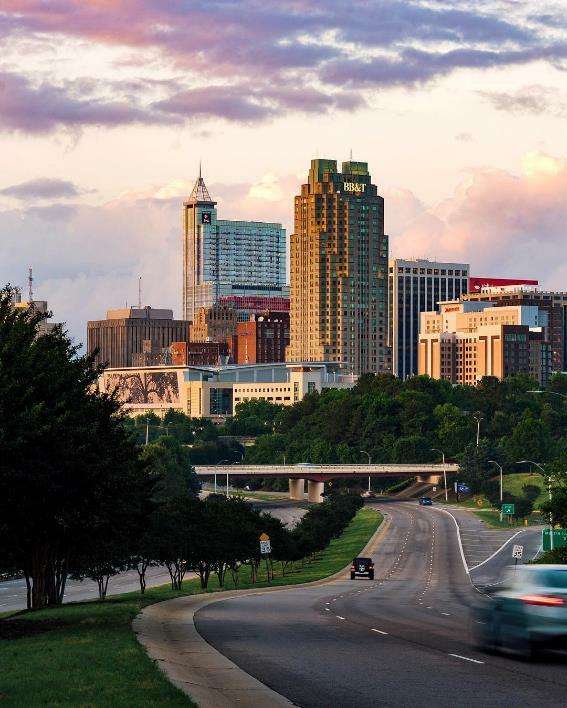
[473,509,543,529]
[0,507,381,706]
[502,473,547,508]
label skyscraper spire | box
[188,165,213,202]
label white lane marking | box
[432,507,469,574]
[468,530,524,571]
[325,608,331,612]
[336,615,345,620]
[449,653,484,665]
[441,612,451,616]
[371,629,388,635]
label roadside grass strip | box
[0,508,381,706]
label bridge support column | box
[307,480,324,503]
[417,474,442,485]
[289,478,305,501]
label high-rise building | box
[418,300,551,386]
[189,304,238,343]
[230,311,290,364]
[388,259,470,379]
[219,294,290,322]
[87,306,190,368]
[462,287,567,372]
[182,171,287,322]
[287,159,389,374]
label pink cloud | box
[389,153,567,287]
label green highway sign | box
[543,528,567,551]
[501,503,515,515]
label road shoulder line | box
[468,530,523,571]
[134,510,390,707]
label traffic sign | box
[542,528,567,551]
[512,544,523,560]
[259,532,271,555]
[457,483,471,494]
[502,503,515,515]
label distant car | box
[362,491,377,499]
[419,497,433,506]
[351,557,374,580]
[474,565,567,658]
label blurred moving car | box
[419,497,433,506]
[474,565,567,658]
[351,557,374,580]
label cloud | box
[2,155,565,350]
[0,1,565,133]
[455,132,474,142]
[479,85,567,117]
[0,177,81,200]
[0,71,181,134]
[389,152,567,289]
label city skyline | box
[0,2,566,343]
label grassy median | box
[0,507,381,706]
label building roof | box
[188,168,213,203]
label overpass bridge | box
[195,463,459,503]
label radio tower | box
[28,267,34,302]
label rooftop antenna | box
[199,159,202,180]
[349,148,353,161]
[138,276,142,309]
[28,266,33,302]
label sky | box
[1,0,566,345]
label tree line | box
[0,286,363,609]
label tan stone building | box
[99,362,356,420]
[189,304,237,343]
[418,300,551,385]
[462,287,567,372]
[286,159,389,374]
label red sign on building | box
[469,277,538,292]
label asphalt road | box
[0,500,305,613]
[195,500,567,707]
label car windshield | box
[356,558,371,564]
[535,569,567,590]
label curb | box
[133,509,390,707]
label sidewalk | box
[133,510,390,708]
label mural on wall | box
[105,371,180,405]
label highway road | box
[196,500,567,707]
[0,500,305,613]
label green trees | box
[0,287,152,609]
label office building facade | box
[99,362,356,419]
[189,304,237,343]
[230,311,290,364]
[87,306,190,368]
[287,158,389,374]
[462,288,567,372]
[418,300,551,386]
[389,259,470,379]
[182,173,287,322]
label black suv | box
[351,557,374,580]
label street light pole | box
[517,459,553,550]
[145,418,149,445]
[473,412,483,447]
[360,450,371,492]
[488,461,503,519]
[431,448,448,501]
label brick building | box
[230,311,290,364]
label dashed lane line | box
[371,629,389,635]
[449,654,484,665]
